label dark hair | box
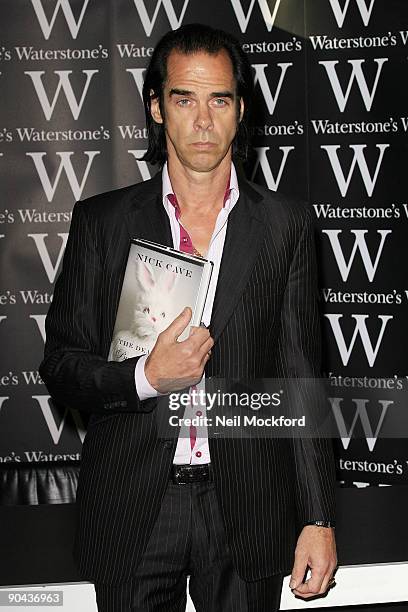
[142,24,253,165]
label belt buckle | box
[172,464,211,484]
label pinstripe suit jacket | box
[39,170,336,585]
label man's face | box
[151,49,244,173]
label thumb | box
[165,307,192,341]
[289,555,307,590]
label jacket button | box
[163,440,173,449]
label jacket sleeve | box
[277,207,336,526]
[39,200,155,415]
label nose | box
[151,317,156,322]
[194,103,213,131]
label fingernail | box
[289,581,295,589]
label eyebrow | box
[169,88,193,97]
[169,88,235,99]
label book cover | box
[108,239,213,362]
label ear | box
[136,261,155,290]
[160,270,177,293]
[238,97,244,123]
[150,90,164,125]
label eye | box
[213,98,227,106]
[143,307,150,314]
[161,312,166,318]
[177,98,190,106]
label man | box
[40,24,337,612]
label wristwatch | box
[306,520,335,528]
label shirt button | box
[196,411,202,417]
[195,451,202,458]
[182,237,188,243]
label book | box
[108,238,213,362]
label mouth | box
[191,142,216,149]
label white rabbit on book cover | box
[109,259,178,361]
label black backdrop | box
[0,0,407,594]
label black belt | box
[171,463,212,484]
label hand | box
[144,307,214,394]
[289,525,337,599]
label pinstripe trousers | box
[94,479,284,612]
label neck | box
[167,156,231,214]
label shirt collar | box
[162,161,239,216]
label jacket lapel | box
[124,173,173,247]
[209,179,266,342]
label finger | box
[319,570,335,595]
[293,568,325,597]
[197,336,214,356]
[317,558,337,595]
[308,570,325,595]
[164,307,192,341]
[199,345,213,368]
[185,328,212,350]
[201,352,211,368]
[289,556,308,591]
[200,338,213,359]
[189,322,207,333]
[189,325,210,343]
[291,589,316,599]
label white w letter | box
[31,0,89,39]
